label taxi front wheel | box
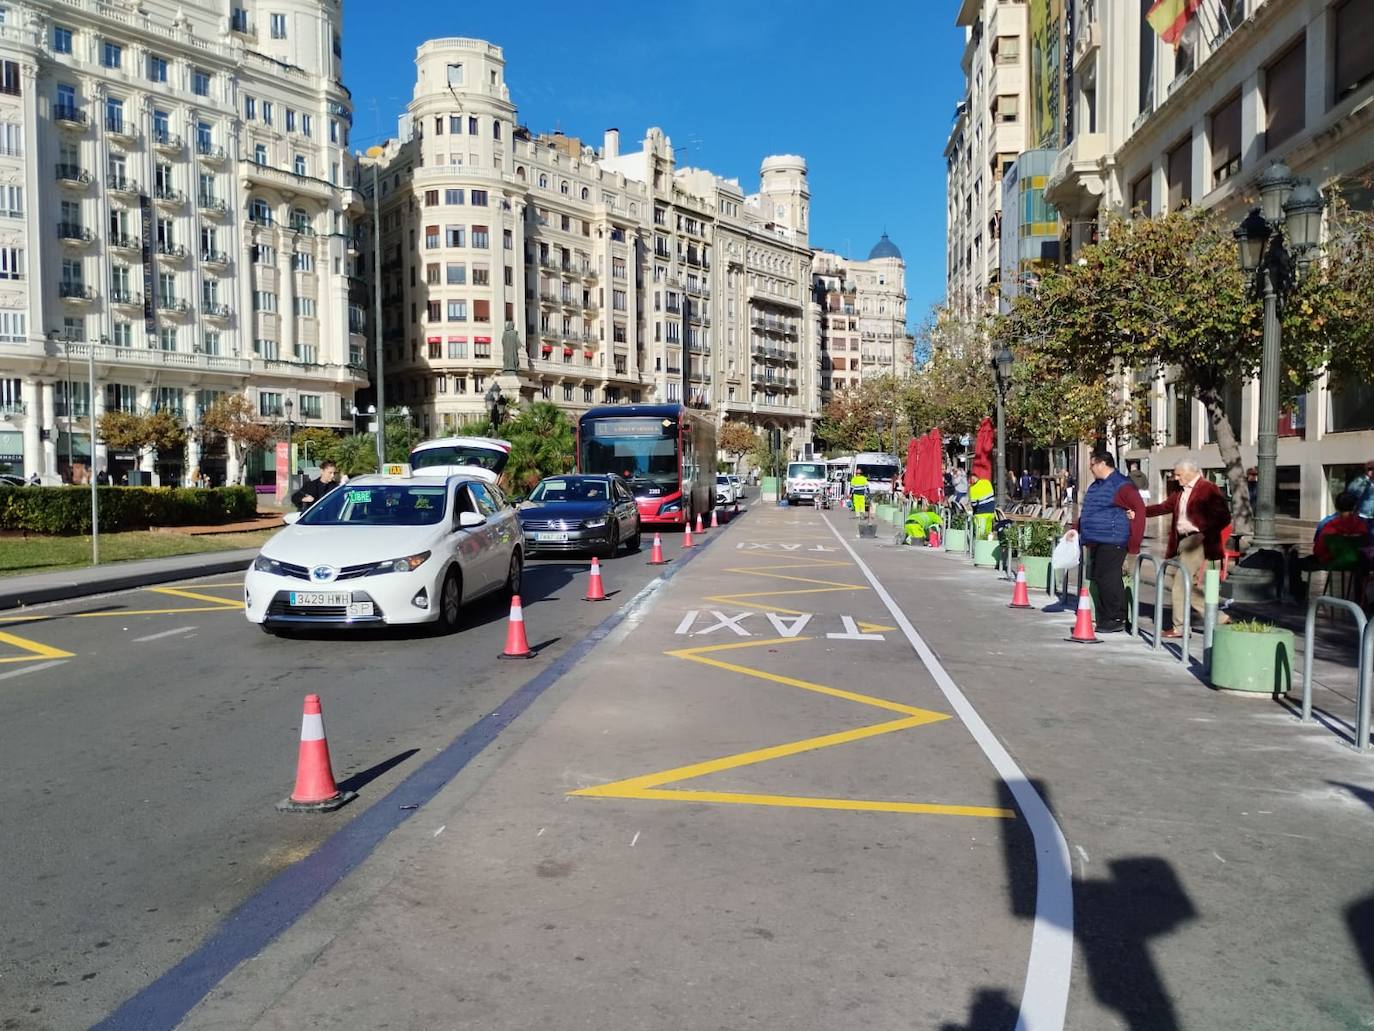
[504,550,523,599]
[437,570,463,633]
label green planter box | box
[1210,626,1295,694]
[1018,555,1053,594]
[944,528,967,553]
[973,539,999,567]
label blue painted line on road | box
[93,511,746,1031]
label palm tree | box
[502,401,575,496]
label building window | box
[262,101,273,126]
[446,263,465,284]
[994,35,1019,63]
[1264,38,1306,152]
[293,154,306,176]
[244,95,256,120]
[447,300,466,322]
[147,54,168,83]
[270,13,287,38]
[445,188,464,204]
[285,109,296,133]
[254,143,267,165]
[1334,0,1374,104]
[193,69,211,97]
[447,336,467,359]
[425,225,440,248]
[473,300,490,323]
[102,41,122,68]
[250,198,272,224]
[472,225,489,248]
[446,225,465,247]
[53,26,72,53]
[259,391,283,417]
[470,189,487,207]
[0,61,20,96]
[1166,135,1192,210]
[994,94,1019,123]
[468,116,478,135]
[474,339,491,359]
[1209,93,1242,187]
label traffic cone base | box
[710,509,719,529]
[1009,563,1032,609]
[647,532,670,565]
[695,513,706,534]
[498,594,536,659]
[1067,585,1100,644]
[583,557,608,602]
[277,694,356,813]
[682,522,695,548]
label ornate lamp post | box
[992,345,1015,509]
[484,381,507,430]
[1233,162,1325,552]
[283,397,295,495]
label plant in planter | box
[1209,618,1295,695]
[1014,518,1062,594]
[944,508,969,552]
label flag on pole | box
[1147,0,1203,45]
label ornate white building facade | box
[363,37,820,454]
[812,236,910,406]
[0,0,366,483]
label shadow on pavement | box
[1330,781,1374,989]
[335,748,419,795]
[993,779,1198,1031]
[937,987,1020,1031]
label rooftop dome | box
[867,232,902,260]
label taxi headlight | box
[581,516,607,529]
[253,555,281,573]
[371,551,431,575]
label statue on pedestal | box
[501,321,523,373]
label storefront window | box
[1328,376,1374,433]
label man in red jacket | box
[1143,459,1232,638]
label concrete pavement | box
[0,549,259,609]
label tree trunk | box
[1201,395,1254,539]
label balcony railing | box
[157,298,191,313]
[105,118,139,140]
[154,186,185,205]
[110,288,142,305]
[156,242,188,259]
[201,250,228,265]
[110,233,141,250]
[197,195,228,214]
[55,164,91,185]
[108,177,141,195]
[196,142,226,161]
[54,105,87,126]
[59,282,95,300]
[202,302,232,318]
[57,222,93,242]
[152,130,183,151]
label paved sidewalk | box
[171,505,1374,1030]
[0,549,257,609]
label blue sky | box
[341,1,967,323]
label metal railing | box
[1300,597,1369,752]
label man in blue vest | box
[1069,450,1145,633]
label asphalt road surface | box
[0,515,726,1031]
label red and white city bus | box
[577,404,717,526]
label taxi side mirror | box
[457,510,485,529]
[283,511,301,525]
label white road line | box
[630,830,640,847]
[823,514,1074,1031]
[131,625,197,643]
[433,825,446,838]
[0,659,67,681]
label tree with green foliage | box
[500,401,575,495]
[200,394,273,484]
[718,421,759,474]
[98,409,188,474]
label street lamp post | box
[1233,163,1325,551]
[283,397,295,496]
[364,146,387,471]
[992,345,1014,510]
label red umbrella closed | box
[971,417,994,482]
[903,436,921,496]
[921,428,945,503]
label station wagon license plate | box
[535,532,569,542]
[290,591,351,607]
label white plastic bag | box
[1051,531,1081,572]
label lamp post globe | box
[1233,208,1270,273]
[1283,180,1325,257]
[1257,161,1295,222]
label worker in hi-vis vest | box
[849,471,870,517]
[904,505,943,545]
[968,474,996,539]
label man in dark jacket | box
[290,460,338,512]
[1071,451,1145,633]
[1143,459,1231,637]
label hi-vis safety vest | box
[968,476,994,507]
[850,473,869,496]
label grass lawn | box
[0,529,279,575]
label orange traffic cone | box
[647,532,669,565]
[1068,586,1099,643]
[682,521,695,548]
[695,512,706,534]
[498,594,535,659]
[584,557,607,602]
[277,694,356,812]
[1009,563,1031,608]
[710,508,719,529]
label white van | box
[785,460,829,504]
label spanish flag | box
[1147,0,1203,45]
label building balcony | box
[55,163,92,187]
[1073,11,1099,73]
[154,185,186,208]
[1043,132,1107,216]
[539,291,559,305]
[152,130,183,154]
[201,250,229,267]
[157,298,192,316]
[202,302,232,320]
[156,242,189,261]
[105,118,140,143]
[108,177,141,197]
[55,105,88,129]
[57,222,94,244]
[109,233,141,252]
[242,162,336,202]
[59,282,97,302]
[110,288,142,307]
[197,195,229,216]
[229,12,255,37]
[196,142,227,163]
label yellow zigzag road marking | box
[0,629,75,664]
[570,637,1013,820]
[148,586,244,608]
[704,557,870,615]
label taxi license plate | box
[535,532,568,542]
[290,591,350,607]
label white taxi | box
[244,467,523,635]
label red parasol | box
[920,428,946,503]
[971,417,994,482]
[903,436,921,496]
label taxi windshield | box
[298,484,448,526]
[529,477,609,503]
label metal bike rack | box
[1155,558,1191,662]
[1300,597,1369,753]
[1132,554,1163,649]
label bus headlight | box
[659,500,682,514]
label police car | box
[244,465,523,635]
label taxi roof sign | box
[380,463,413,477]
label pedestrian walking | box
[290,460,339,512]
[1347,460,1374,519]
[1018,469,1034,501]
[1067,451,1144,633]
[1141,459,1232,638]
[951,466,968,506]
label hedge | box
[0,486,257,535]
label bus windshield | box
[580,417,679,495]
[788,463,827,480]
